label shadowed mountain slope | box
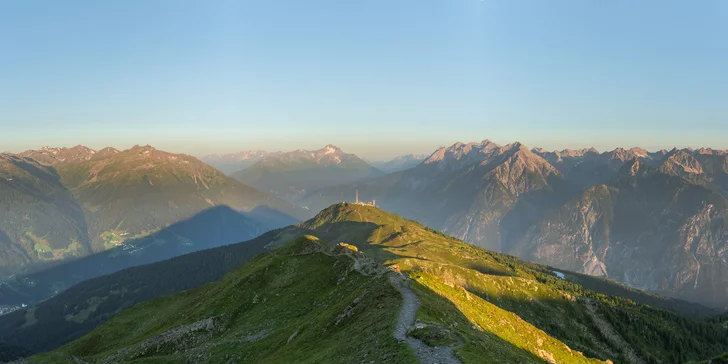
[302,141,728,308]
[0,206,269,308]
[200,151,275,174]
[0,145,306,279]
[0,154,90,274]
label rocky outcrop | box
[96,316,225,363]
[512,168,728,308]
[659,150,708,183]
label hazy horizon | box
[6,137,728,162]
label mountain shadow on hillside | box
[0,224,275,357]
[0,205,291,307]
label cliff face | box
[669,204,728,305]
[510,162,728,308]
[658,150,710,185]
[510,185,616,277]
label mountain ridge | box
[0,145,307,304]
[19,203,728,364]
[301,140,728,308]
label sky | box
[0,1,726,160]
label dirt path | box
[389,273,461,364]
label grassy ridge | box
[292,203,728,363]
[29,204,728,363]
[32,236,414,363]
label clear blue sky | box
[1,1,726,159]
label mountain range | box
[231,145,383,202]
[0,145,307,307]
[8,203,728,363]
[203,150,426,176]
[300,140,728,308]
[4,141,728,363]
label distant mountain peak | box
[421,140,559,195]
[660,149,705,177]
[200,151,275,173]
[619,157,647,178]
[317,144,343,156]
[233,146,381,202]
[606,147,642,162]
[372,154,428,173]
[629,147,649,158]
[695,147,728,156]
[95,147,120,157]
[203,150,270,160]
[504,141,525,150]
[423,139,502,165]
[24,145,96,163]
[130,144,157,153]
[556,148,600,157]
[391,153,427,161]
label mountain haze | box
[232,145,383,202]
[0,205,267,308]
[14,145,303,251]
[201,151,275,174]
[371,154,427,173]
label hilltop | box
[17,203,728,363]
[28,235,414,363]
[201,150,276,174]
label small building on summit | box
[353,190,376,206]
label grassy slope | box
[0,228,274,354]
[32,236,414,363]
[30,204,728,363]
[287,204,728,363]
